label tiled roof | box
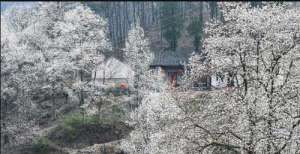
[151,49,192,66]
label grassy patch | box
[62,112,98,128]
[58,105,126,141]
[60,112,99,141]
[48,111,132,148]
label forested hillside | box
[86,2,220,57]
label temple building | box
[150,50,186,87]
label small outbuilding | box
[150,50,187,87]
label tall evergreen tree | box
[187,2,204,53]
[187,17,203,53]
[209,1,218,19]
[159,2,184,51]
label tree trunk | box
[103,69,105,84]
[94,70,96,82]
[80,70,84,106]
[136,76,139,105]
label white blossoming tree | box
[120,90,186,154]
[123,21,154,104]
[187,2,300,153]
[1,2,111,148]
[121,21,176,154]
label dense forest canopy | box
[86,2,217,51]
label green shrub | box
[32,137,50,154]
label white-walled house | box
[92,57,134,86]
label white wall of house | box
[92,57,134,86]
